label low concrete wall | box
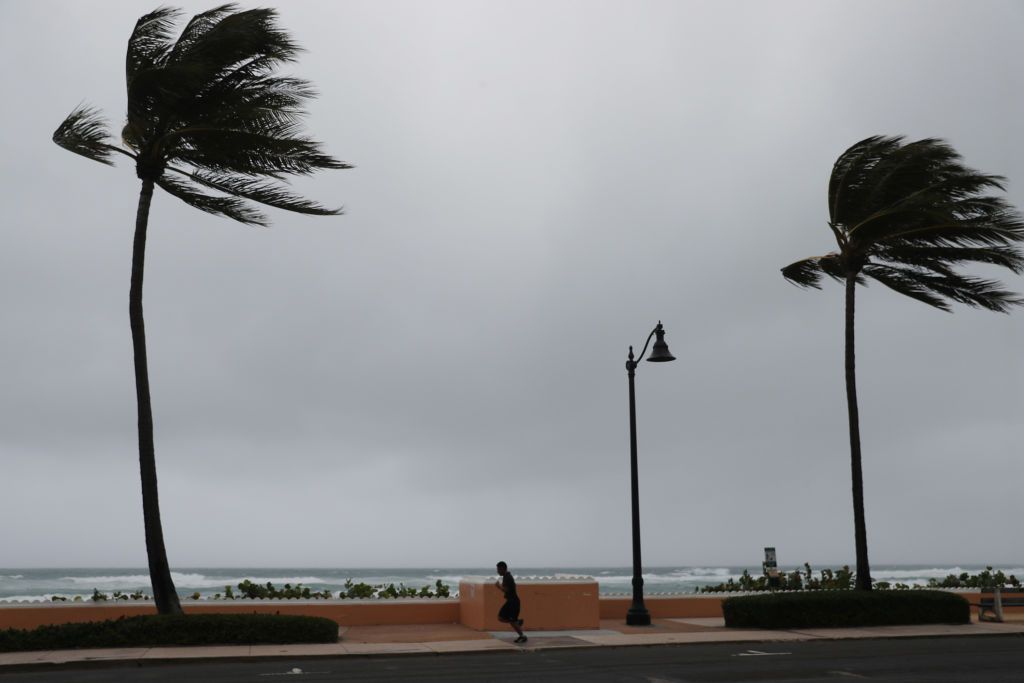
[1,588,998,631]
[600,595,728,619]
[459,577,599,631]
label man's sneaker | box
[514,635,528,644]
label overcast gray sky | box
[1,0,1022,569]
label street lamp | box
[625,321,676,626]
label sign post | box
[763,547,780,589]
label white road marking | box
[827,671,868,679]
[733,649,792,657]
[259,668,331,676]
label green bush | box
[0,613,339,653]
[926,567,1021,589]
[722,590,970,629]
[701,564,855,593]
[215,579,451,601]
[49,579,454,603]
[701,564,1021,593]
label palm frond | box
[126,7,180,83]
[862,265,951,311]
[52,106,119,165]
[156,175,267,226]
[828,135,904,228]
[167,7,300,78]
[866,264,1022,312]
[166,4,239,63]
[173,128,349,176]
[877,245,1024,274]
[848,174,1011,244]
[174,168,343,216]
[879,216,1024,249]
[919,272,1023,312]
[193,76,317,130]
[781,256,826,288]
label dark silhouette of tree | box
[53,4,349,614]
[782,136,1024,590]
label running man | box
[495,561,526,643]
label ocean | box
[1,566,1019,602]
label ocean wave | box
[0,575,24,580]
[59,573,330,589]
[594,571,743,584]
[62,574,153,586]
[0,594,79,603]
[667,568,735,579]
[871,567,1024,582]
[426,574,468,584]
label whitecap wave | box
[427,574,467,584]
[871,567,1024,582]
[59,573,329,589]
[175,575,330,589]
[0,594,83,603]
[0,575,24,580]
[62,574,152,586]
[594,571,742,584]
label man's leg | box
[511,602,526,641]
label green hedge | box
[722,590,970,629]
[0,614,339,653]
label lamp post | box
[625,321,676,626]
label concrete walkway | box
[2,617,1022,670]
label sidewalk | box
[2,616,1023,670]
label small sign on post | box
[764,547,780,589]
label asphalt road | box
[1,636,1023,682]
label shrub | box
[46,579,454,603]
[218,579,451,601]
[0,614,339,653]
[722,590,970,629]
[701,564,854,593]
[926,567,1021,589]
[701,564,1021,593]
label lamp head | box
[646,322,676,362]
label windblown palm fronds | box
[782,135,1024,310]
[54,3,349,226]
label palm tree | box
[53,4,349,614]
[782,135,1024,591]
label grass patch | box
[0,614,339,653]
[722,590,970,629]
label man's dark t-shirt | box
[501,573,518,600]
[498,572,521,622]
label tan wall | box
[1,590,999,631]
[459,580,599,631]
[599,596,727,619]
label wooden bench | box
[977,587,1024,622]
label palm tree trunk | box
[131,179,183,615]
[844,271,872,591]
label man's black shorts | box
[498,597,521,621]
